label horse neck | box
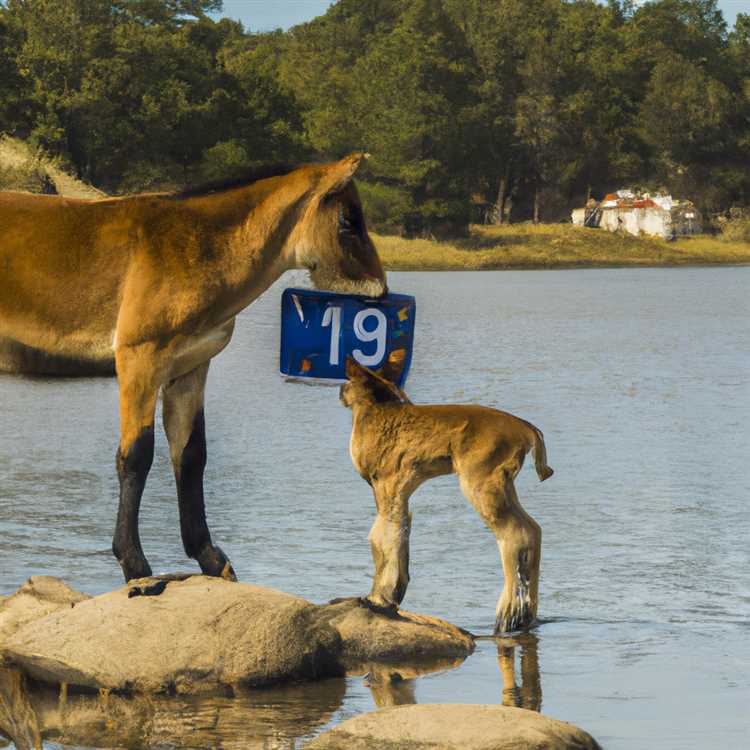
[187,176,313,315]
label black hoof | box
[118,555,152,583]
[197,544,237,581]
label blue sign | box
[280,288,416,386]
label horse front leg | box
[112,346,160,582]
[162,361,236,581]
[367,480,412,608]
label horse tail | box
[529,424,554,482]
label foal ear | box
[345,356,367,380]
[347,355,410,403]
[378,348,407,384]
[319,153,369,197]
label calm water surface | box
[1,268,749,749]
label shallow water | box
[1,268,749,749]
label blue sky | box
[217,0,747,32]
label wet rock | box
[318,597,474,671]
[303,704,602,750]
[1,576,340,694]
[0,577,474,694]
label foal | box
[340,357,553,634]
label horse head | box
[290,153,386,298]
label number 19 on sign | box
[280,288,415,386]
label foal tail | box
[529,425,554,482]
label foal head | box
[292,153,387,298]
[339,354,410,409]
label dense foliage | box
[1,0,748,233]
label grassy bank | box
[374,223,750,271]
[0,136,104,198]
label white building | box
[572,190,701,240]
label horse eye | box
[339,204,363,238]
[338,206,355,235]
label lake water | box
[1,268,749,749]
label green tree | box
[638,53,733,209]
[358,0,477,234]
[279,0,401,157]
[445,0,536,224]
[0,7,31,134]
[220,29,308,167]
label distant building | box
[572,190,701,240]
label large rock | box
[0,576,473,695]
[0,577,89,643]
[318,597,473,671]
[303,704,602,750]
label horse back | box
[0,191,133,357]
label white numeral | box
[353,308,387,367]
[321,305,342,365]
[321,305,388,369]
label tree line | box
[1,0,748,235]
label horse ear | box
[320,153,369,197]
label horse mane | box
[168,163,296,200]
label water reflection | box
[496,633,542,712]
[0,667,345,750]
[0,642,540,749]
[364,668,417,707]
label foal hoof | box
[360,597,400,617]
[494,611,536,636]
[128,580,170,598]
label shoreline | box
[382,260,750,271]
[373,225,750,272]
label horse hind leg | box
[460,465,541,634]
[162,361,236,581]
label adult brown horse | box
[0,153,386,582]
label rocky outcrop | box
[318,597,473,671]
[303,704,602,750]
[0,577,89,643]
[0,576,473,695]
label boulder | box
[0,577,89,643]
[318,597,473,672]
[302,704,602,750]
[0,577,473,694]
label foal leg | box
[162,361,236,581]
[460,465,541,634]
[367,480,412,608]
[112,346,160,582]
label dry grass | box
[0,136,104,199]
[374,223,750,271]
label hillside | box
[0,137,104,199]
